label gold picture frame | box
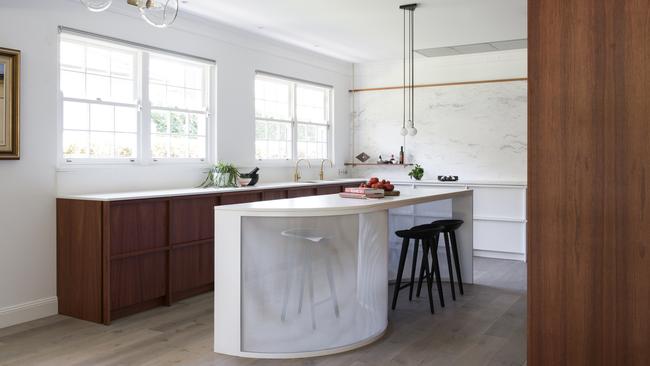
[0,47,20,160]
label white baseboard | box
[0,296,58,329]
[474,250,526,262]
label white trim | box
[0,297,58,329]
[473,250,526,262]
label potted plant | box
[198,162,240,188]
[408,164,424,181]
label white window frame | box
[57,30,215,167]
[254,72,333,163]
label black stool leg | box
[421,239,435,314]
[391,237,410,310]
[408,239,419,301]
[431,233,445,308]
[416,249,426,298]
[450,230,464,295]
[443,231,456,301]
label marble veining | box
[351,80,527,182]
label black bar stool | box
[433,219,464,299]
[391,224,445,313]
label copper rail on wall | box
[348,77,528,93]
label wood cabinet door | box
[262,189,288,201]
[170,195,217,245]
[109,200,168,256]
[287,187,316,198]
[316,185,341,195]
[219,192,263,205]
[110,252,167,314]
[171,242,214,299]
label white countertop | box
[385,179,527,187]
[57,178,366,201]
[214,188,471,216]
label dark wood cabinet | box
[287,187,316,198]
[56,180,363,324]
[316,185,341,195]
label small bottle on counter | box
[399,146,405,164]
[389,154,396,164]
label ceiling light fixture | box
[80,0,179,28]
[80,0,113,12]
[400,3,418,137]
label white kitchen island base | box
[214,189,473,359]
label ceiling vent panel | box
[416,39,527,58]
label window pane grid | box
[60,40,136,104]
[60,34,213,163]
[255,74,331,160]
[150,110,207,159]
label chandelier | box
[80,0,179,28]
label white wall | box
[350,50,527,182]
[0,0,352,327]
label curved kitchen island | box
[214,188,473,359]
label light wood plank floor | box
[0,258,526,366]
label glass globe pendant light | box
[80,0,112,12]
[140,0,179,28]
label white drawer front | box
[472,186,526,220]
[474,220,526,254]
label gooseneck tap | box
[319,158,333,180]
[293,159,311,182]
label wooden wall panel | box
[170,195,217,244]
[528,0,649,365]
[56,199,103,323]
[109,200,168,256]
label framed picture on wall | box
[0,47,20,160]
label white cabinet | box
[390,181,527,261]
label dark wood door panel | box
[171,242,214,296]
[170,196,217,245]
[316,185,341,195]
[110,200,168,256]
[219,192,263,205]
[110,253,167,310]
[262,189,288,201]
[528,0,650,364]
[287,187,316,198]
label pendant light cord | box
[410,9,414,128]
[403,9,406,130]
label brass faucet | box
[319,158,333,180]
[293,159,311,182]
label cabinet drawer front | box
[220,192,263,205]
[171,242,214,295]
[316,185,341,195]
[110,252,167,310]
[110,200,168,256]
[262,189,288,201]
[474,220,526,254]
[473,187,526,220]
[287,187,316,198]
[170,196,216,245]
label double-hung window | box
[255,73,332,161]
[59,31,213,164]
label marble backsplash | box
[351,80,527,182]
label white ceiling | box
[181,0,527,63]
